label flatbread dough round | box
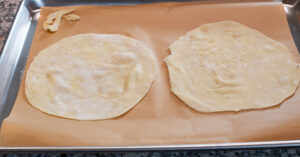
[165,21,300,112]
[25,34,157,120]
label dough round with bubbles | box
[25,34,157,120]
[165,21,300,112]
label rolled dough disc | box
[165,21,300,112]
[25,34,157,120]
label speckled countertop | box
[1,0,300,156]
[0,0,21,52]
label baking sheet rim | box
[1,0,300,149]
[2,140,300,150]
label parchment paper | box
[1,1,300,146]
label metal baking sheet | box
[0,0,299,151]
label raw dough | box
[165,21,300,112]
[43,9,80,32]
[25,34,157,120]
[63,14,80,21]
